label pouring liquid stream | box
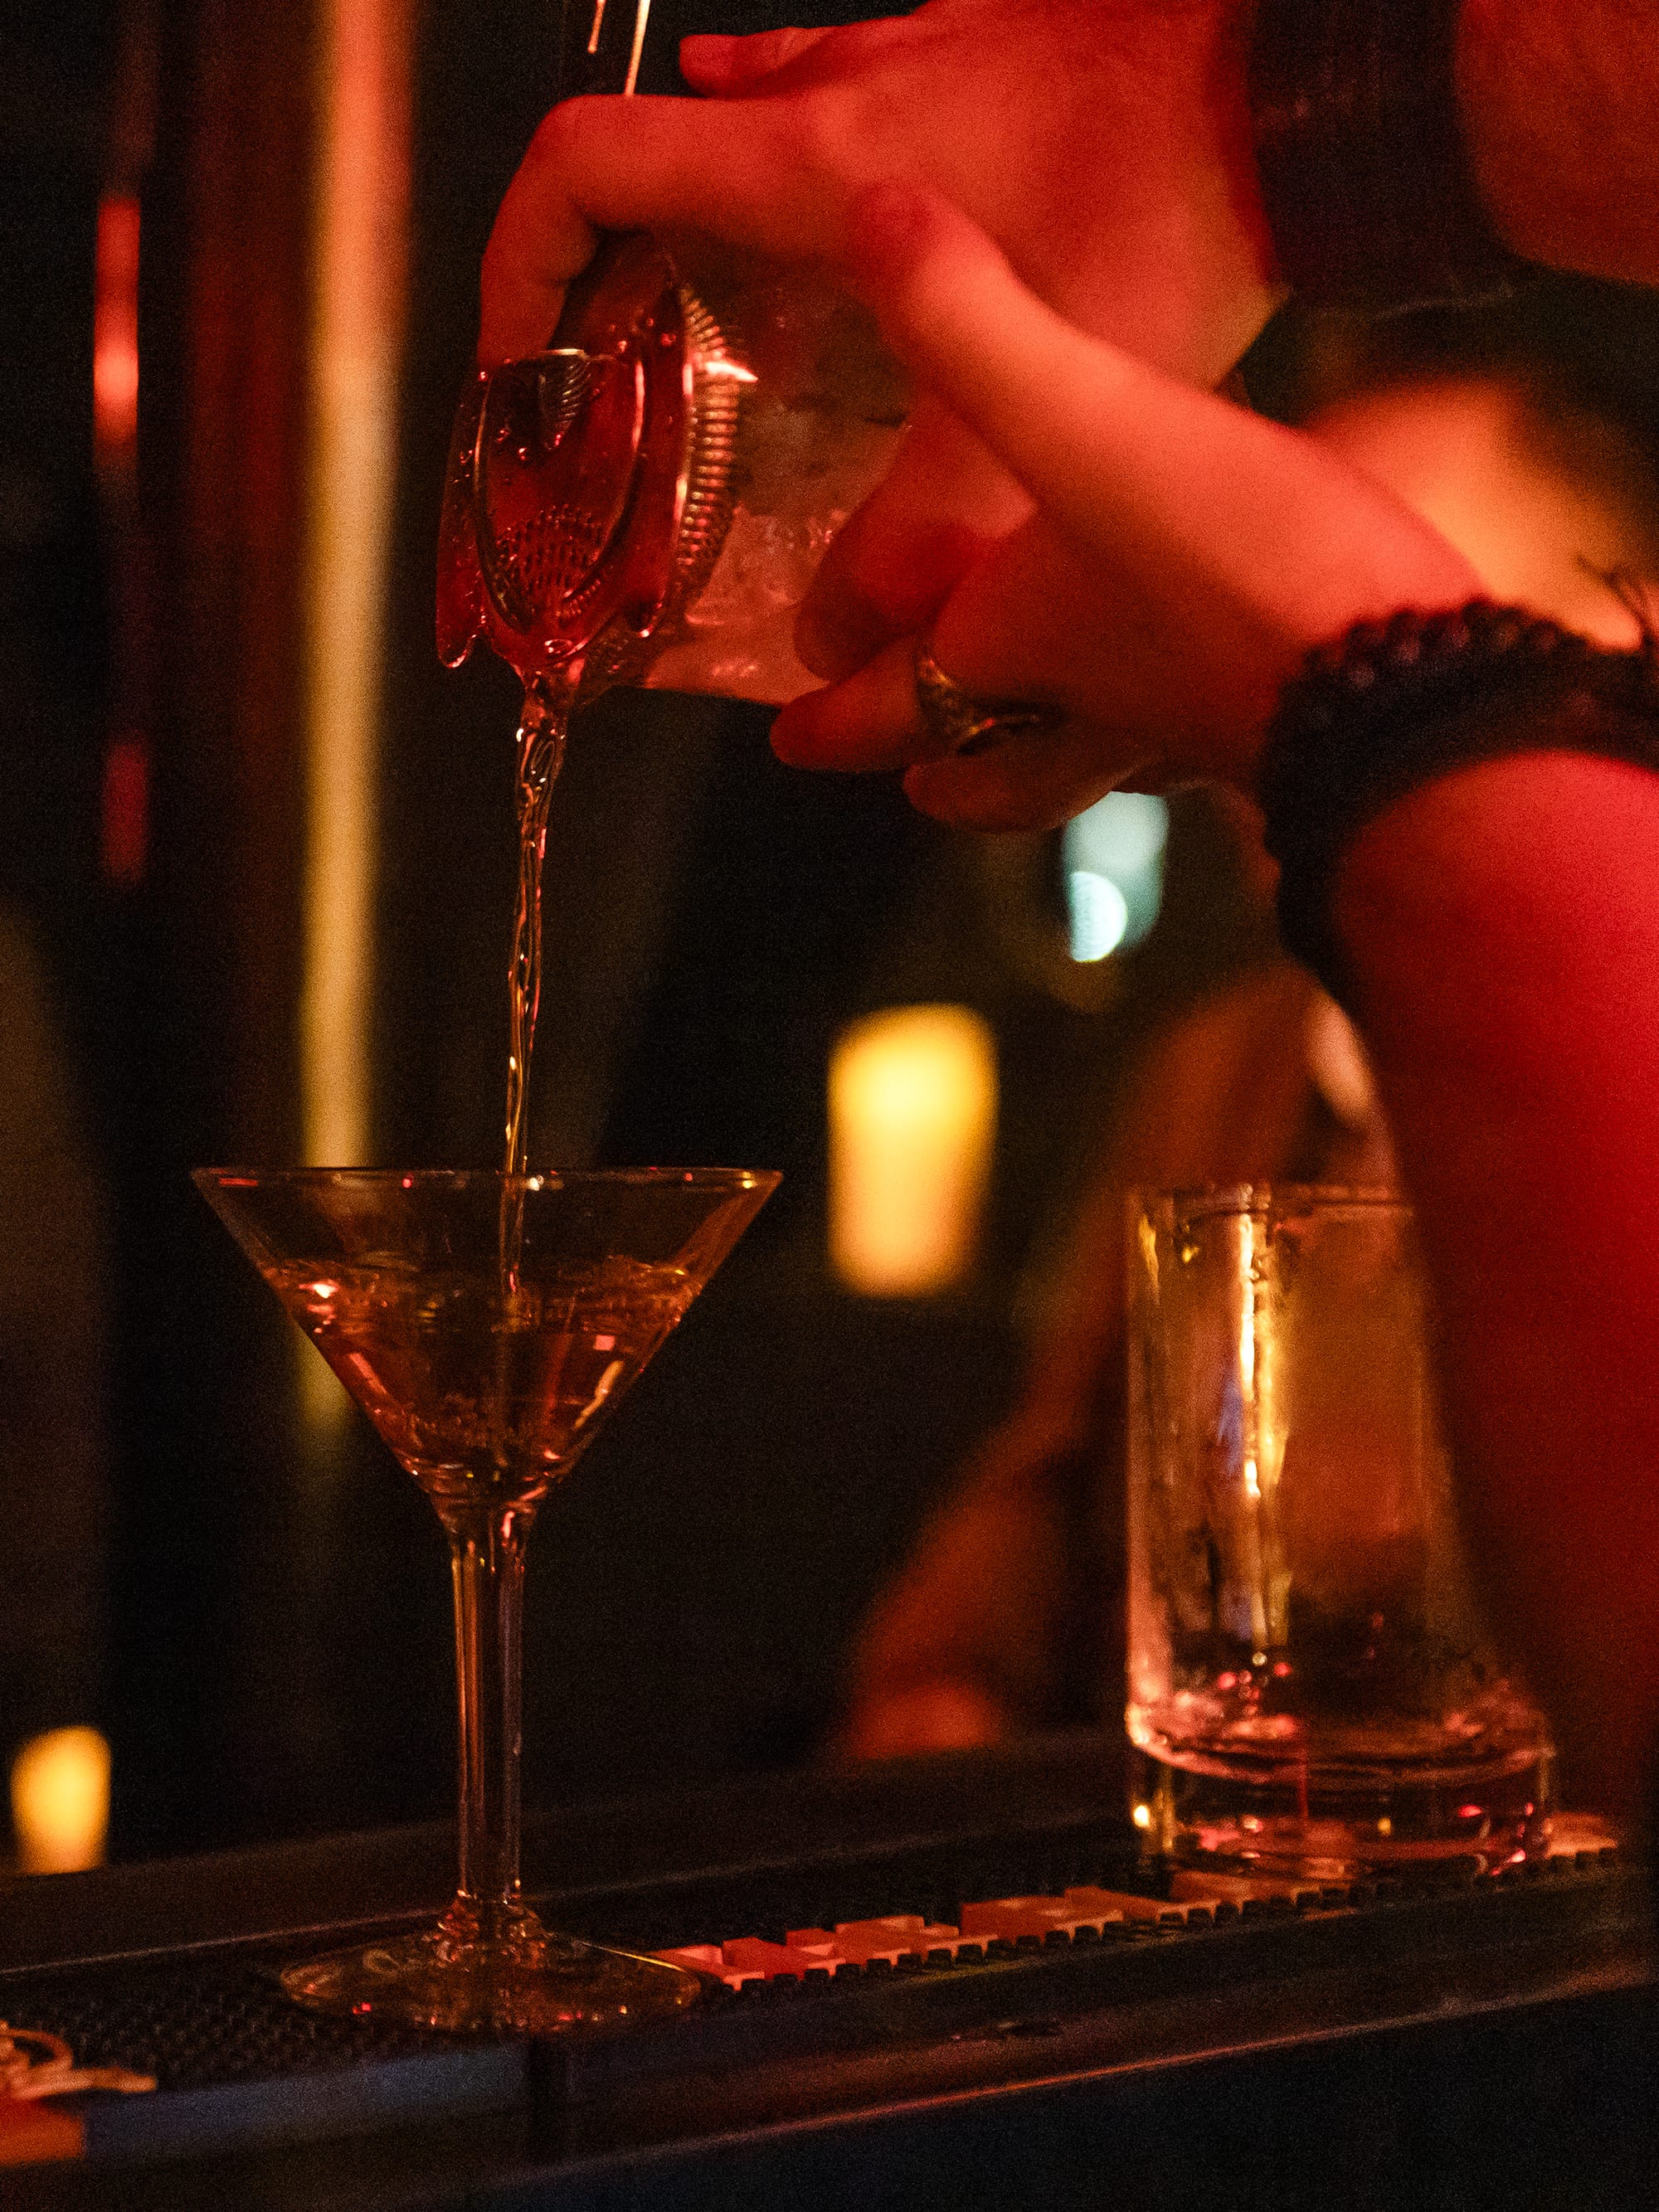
[499,665,577,1312]
[433,346,641,1293]
[496,7,640,1253]
[504,671,575,1182]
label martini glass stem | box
[440,1504,536,1947]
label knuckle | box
[789,87,856,181]
[748,28,804,73]
[528,97,591,177]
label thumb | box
[679,27,835,92]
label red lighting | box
[94,193,140,468]
[100,733,149,887]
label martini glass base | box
[193,1169,778,2042]
[280,1909,702,2035]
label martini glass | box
[194,1165,776,2035]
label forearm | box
[1334,753,1659,1812]
[1459,0,1659,281]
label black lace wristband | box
[1248,0,1525,310]
[1258,601,1659,1003]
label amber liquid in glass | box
[265,1255,696,1508]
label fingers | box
[479,105,605,362]
[679,27,835,93]
[772,634,943,775]
[902,729,1133,836]
[479,27,913,365]
[785,516,1116,757]
[771,641,1135,835]
[843,182,1487,677]
[774,519,1153,830]
[841,182,1306,567]
[479,95,845,364]
[841,182,1159,541]
[795,403,1033,678]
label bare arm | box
[482,0,1659,362]
[479,0,1277,679]
[478,0,1656,678]
[797,187,1659,1807]
[1338,759,1659,1816]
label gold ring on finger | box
[912,642,1063,757]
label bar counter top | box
[2,1735,1653,2209]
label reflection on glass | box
[197,1166,776,2033]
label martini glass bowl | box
[194,1165,777,2035]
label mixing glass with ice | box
[438,0,910,711]
[439,231,908,707]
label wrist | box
[1258,600,1659,1003]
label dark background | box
[5,0,1658,1865]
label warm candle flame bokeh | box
[829,1005,997,1296]
[11,1728,111,1874]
